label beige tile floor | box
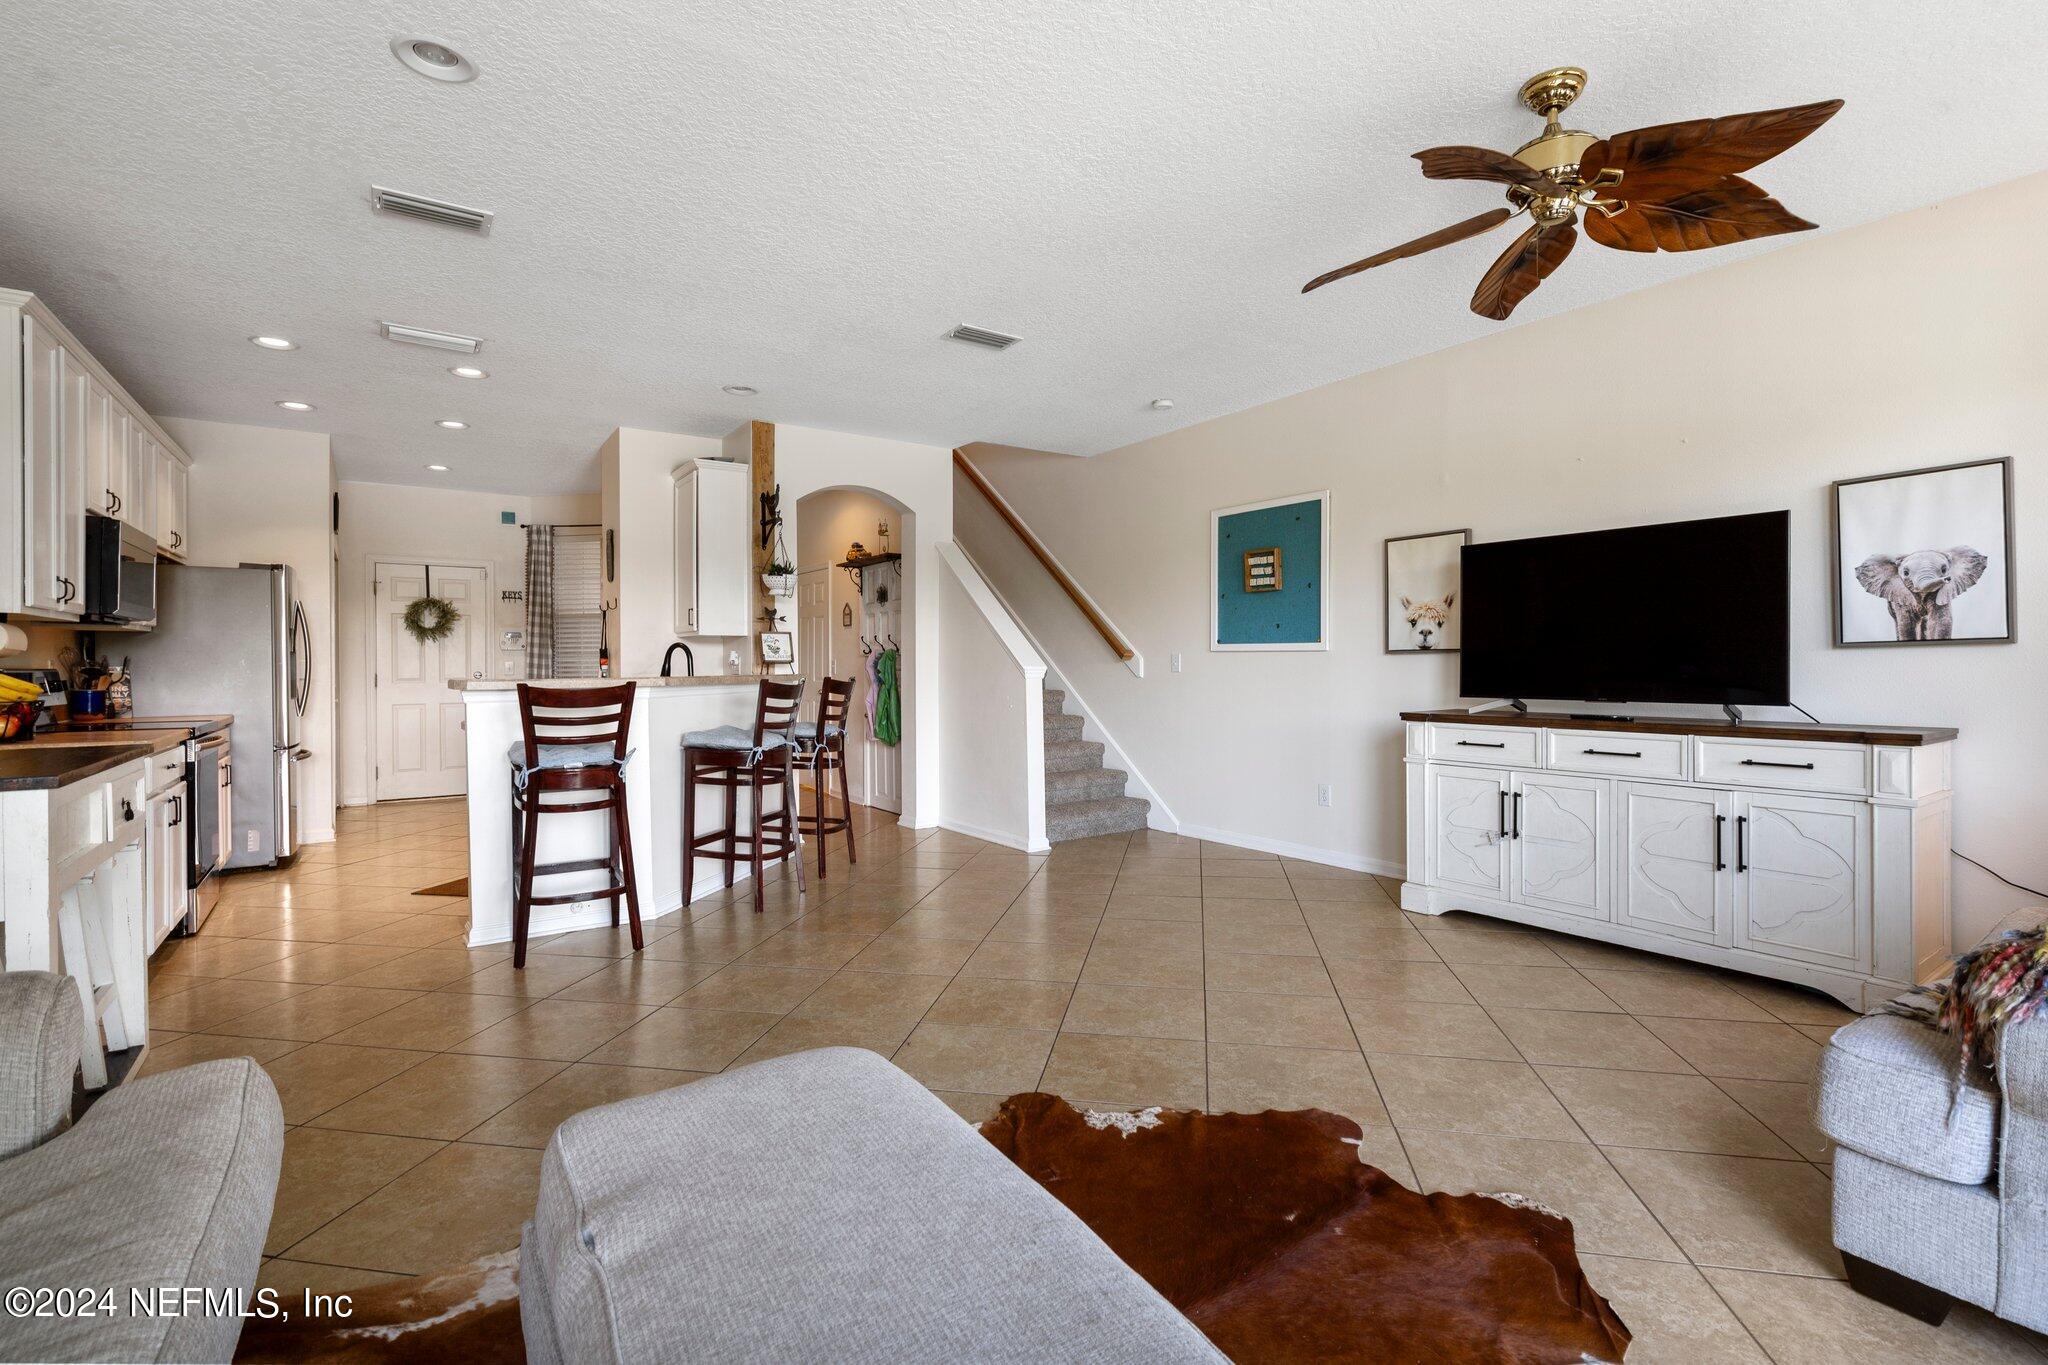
[139,797,2048,1362]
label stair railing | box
[953,450,1138,670]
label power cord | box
[1954,851,2048,900]
[1789,702,1823,725]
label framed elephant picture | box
[1833,457,2015,646]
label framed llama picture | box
[1833,458,2015,646]
[1385,528,1470,653]
[1211,491,1329,651]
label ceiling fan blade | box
[1301,208,1516,293]
[1470,222,1576,320]
[1414,146,1566,197]
[1587,175,1818,253]
[1579,99,1843,203]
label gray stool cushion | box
[1816,1013,1999,1184]
[792,720,843,744]
[520,1048,1224,1364]
[682,725,787,752]
[507,742,632,791]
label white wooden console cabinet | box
[1400,710,1956,1011]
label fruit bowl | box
[0,699,43,742]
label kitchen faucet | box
[659,641,696,677]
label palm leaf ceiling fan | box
[1303,67,1843,319]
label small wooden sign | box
[1243,547,1282,592]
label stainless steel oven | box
[82,514,158,627]
[183,732,229,931]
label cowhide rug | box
[237,1095,1629,1363]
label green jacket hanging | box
[874,648,901,747]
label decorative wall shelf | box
[837,551,901,596]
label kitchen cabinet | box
[157,447,189,558]
[143,783,185,950]
[1,289,193,617]
[1510,770,1610,921]
[671,458,747,636]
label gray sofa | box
[1816,907,2046,1333]
[521,1046,1226,1363]
[0,971,283,1364]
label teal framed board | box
[1211,491,1330,650]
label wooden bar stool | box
[791,676,857,879]
[682,679,807,912]
[509,681,641,969]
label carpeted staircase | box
[1043,685,1151,843]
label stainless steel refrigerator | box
[122,563,310,868]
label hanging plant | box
[402,595,462,643]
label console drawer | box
[1427,724,1539,768]
[1694,737,1868,795]
[1545,729,1687,780]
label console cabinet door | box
[1429,766,1510,900]
[1511,772,1611,921]
[1616,782,1731,946]
[1733,792,1868,972]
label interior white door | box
[374,562,489,801]
[1616,782,1731,946]
[1511,771,1611,920]
[1429,766,1509,898]
[795,569,830,790]
[860,571,903,814]
[1733,792,1869,970]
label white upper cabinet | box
[672,458,748,637]
[2,289,192,617]
[155,441,187,557]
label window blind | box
[552,530,604,674]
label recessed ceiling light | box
[449,365,487,379]
[1150,398,1176,410]
[425,464,450,472]
[275,400,314,412]
[722,385,758,396]
[391,36,477,83]
[436,419,468,429]
[251,335,297,351]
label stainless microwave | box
[82,514,157,627]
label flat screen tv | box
[1459,510,1790,707]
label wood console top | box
[1398,709,1957,747]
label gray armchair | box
[1816,907,2047,1333]
[0,971,284,1363]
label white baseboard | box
[1173,822,1402,877]
[938,817,1050,855]
[299,828,335,846]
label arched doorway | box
[791,487,912,814]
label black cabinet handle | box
[1583,748,1642,758]
[122,799,135,822]
[1736,815,1748,872]
[107,489,121,515]
[1457,740,1507,749]
[1714,814,1726,871]
[1497,790,1509,839]
[1740,758,1815,770]
[1511,791,1522,840]
[168,794,181,828]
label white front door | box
[860,573,903,814]
[374,562,489,801]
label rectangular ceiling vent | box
[371,185,494,234]
[379,321,483,354]
[946,324,1021,350]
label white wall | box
[966,171,2048,946]
[936,543,1046,851]
[599,427,731,676]
[161,416,339,843]
[333,481,598,806]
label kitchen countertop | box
[26,715,236,756]
[0,743,154,791]
[453,674,777,692]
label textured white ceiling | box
[0,2,2042,493]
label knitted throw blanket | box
[1885,925,2048,1080]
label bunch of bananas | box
[0,674,44,702]
[0,674,45,740]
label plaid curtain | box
[523,524,556,678]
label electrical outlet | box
[1170,652,1182,673]
[246,828,259,852]
[1317,784,1332,808]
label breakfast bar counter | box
[453,675,773,948]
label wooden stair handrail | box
[954,450,1135,662]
